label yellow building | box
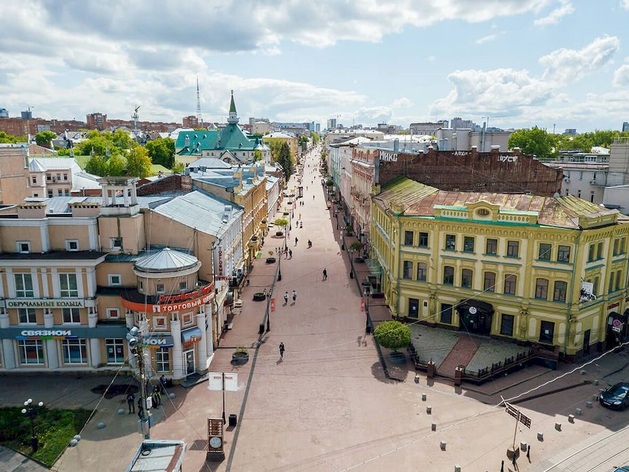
[371,177,629,360]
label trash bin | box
[229,414,238,427]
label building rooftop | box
[0,251,106,261]
[135,247,199,273]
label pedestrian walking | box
[299,213,302,220]
[295,237,298,246]
[323,268,327,280]
[126,392,136,414]
[279,342,285,359]
[152,384,162,407]
[284,291,289,305]
[289,249,292,259]
[137,397,145,420]
[292,290,297,303]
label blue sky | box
[1,1,629,131]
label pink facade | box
[349,148,378,242]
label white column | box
[44,311,58,369]
[86,269,96,298]
[31,268,40,298]
[88,311,100,369]
[0,312,16,369]
[6,269,14,298]
[131,185,138,205]
[76,269,84,298]
[205,303,214,362]
[88,222,98,250]
[196,310,207,372]
[123,187,129,207]
[40,223,50,252]
[41,269,49,298]
[102,187,109,206]
[51,268,59,298]
[171,319,184,380]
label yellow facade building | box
[371,177,629,359]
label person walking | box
[127,392,136,414]
[284,291,289,305]
[279,342,285,359]
[137,397,145,420]
[323,268,327,280]
[152,384,161,407]
[289,249,293,259]
[295,237,298,246]
[292,290,297,303]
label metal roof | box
[135,247,198,272]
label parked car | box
[600,382,629,410]
[612,467,629,472]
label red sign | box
[218,246,224,277]
[158,283,214,303]
[271,298,275,312]
[361,298,365,312]
[608,302,620,310]
[122,284,214,314]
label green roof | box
[175,127,261,156]
[229,91,237,114]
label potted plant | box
[349,241,364,262]
[232,346,249,364]
[345,223,354,236]
[373,321,411,364]
[274,218,288,237]
[266,250,276,264]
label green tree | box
[35,131,57,149]
[0,131,25,143]
[112,128,135,150]
[56,148,71,156]
[373,321,411,352]
[145,137,175,168]
[107,155,126,176]
[277,142,293,180]
[507,126,557,160]
[85,155,108,176]
[310,132,320,145]
[265,138,285,162]
[274,218,289,228]
[253,150,263,162]
[172,162,185,173]
[125,146,152,178]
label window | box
[403,261,413,279]
[47,190,53,198]
[440,304,453,324]
[506,241,519,258]
[535,279,549,299]
[110,237,123,250]
[14,273,34,298]
[538,243,552,261]
[18,308,36,324]
[557,245,571,263]
[588,244,595,262]
[138,280,144,292]
[500,314,514,337]
[46,174,51,181]
[59,273,78,297]
[106,308,120,319]
[443,266,454,285]
[486,238,498,255]
[106,339,124,364]
[504,274,517,295]
[63,173,68,181]
[153,316,167,330]
[57,189,63,196]
[597,242,603,259]
[62,308,80,324]
[156,348,170,373]
[483,272,496,292]
[56,173,61,181]
[65,240,79,251]
[62,339,87,364]
[404,231,414,246]
[614,239,619,256]
[108,274,122,286]
[609,273,615,293]
[417,262,427,282]
[593,277,600,295]
[463,237,475,253]
[539,321,555,344]
[408,298,419,318]
[418,232,428,248]
[553,281,567,302]
[156,284,165,294]
[18,340,44,365]
[182,312,193,326]
[445,235,456,251]
[16,241,31,253]
[31,176,36,184]
[616,271,622,291]
[621,239,626,254]
[179,281,188,292]
[461,269,473,288]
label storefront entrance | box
[457,300,494,336]
[184,349,195,376]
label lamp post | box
[21,398,43,453]
[126,326,151,439]
[363,286,371,334]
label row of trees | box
[85,146,153,179]
[508,127,629,160]
[0,131,27,143]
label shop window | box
[486,238,498,255]
[506,241,519,258]
[418,232,429,248]
[483,272,496,292]
[106,339,124,364]
[416,262,427,282]
[17,241,31,254]
[182,312,194,326]
[445,235,456,251]
[14,273,34,298]
[504,274,517,295]
[18,308,36,324]
[153,316,167,330]
[18,340,44,365]
[59,273,78,297]
[557,245,571,263]
[553,281,567,302]
[403,261,413,279]
[440,304,453,324]
[156,348,170,373]
[62,308,80,324]
[443,266,454,285]
[108,274,122,286]
[156,284,165,294]
[404,231,414,246]
[461,269,473,288]
[62,339,87,364]
[65,240,79,251]
[538,243,552,261]
[535,279,548,299]
[107,308,120,319]
[500,314,514,337]
[463,237,474,253]
[539,321,555,344]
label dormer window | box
[17,241,31,254]
[110,237,123,250]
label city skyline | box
[1,1,629,131]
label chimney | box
[17,201,47,219]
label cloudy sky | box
[1,0,629,131]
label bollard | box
[568,414,575,423]
[520,441,527,451]
[117,408,125,416]
[422,393,427,401]
[586,401,593,408]
[415,374,420,384]
[593,379,599,386]
[576,408,582,416]
[431,422,437,431]
[580,369,586,375]
[97,422,106,429]
[427,406,432,414]
[440,440,446,451]
[454,466,461,472]
[555,422,562,431]
[592,394,599,401]
[537,432,544,441]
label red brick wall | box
[137,175,192,196]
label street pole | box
[22,399,43,453]
[127,326,150,439]
[222,372,226,424]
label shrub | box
[374,321,411,352]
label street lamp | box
[126,326,151,439]
[22,398,44,453]
[363,286,371,334]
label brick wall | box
[137,175,192,196]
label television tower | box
[196,76,203,126]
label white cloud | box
[475,31,505,44]
[427,55,436,62]
[392,98,413,108]
[621,0,629,10]
[613,65,629,87]
[534,0,574,26]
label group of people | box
[283,290,297,305]
[126,377,169,418]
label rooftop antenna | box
[196,76,203,126]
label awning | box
[456,299,494,314]
[366,258,383,276]
[181,327,203,347]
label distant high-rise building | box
[183,115,199,128]
[327,118,337,130]
[622,122,629,132]
[315,123,320,134]
[450,117,474,130]
[86,112,107,130]
[21,110,32,120]
[0,108,8,118]
[563,128,577,136]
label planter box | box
[253,292,266,301]
[265,257,276,264]
[232,352,249,364]
[354,257,365,263]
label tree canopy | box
[125,146,152,178]
[507,126,555,159]
[277,142,294,180]
[145,137,175,168]
[373,321,411,352]
[79,129,136,157]
[0,131,26,143]
[310,132,320,145]
[35,131,57,149]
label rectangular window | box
[153,316,167,330]
[539,243,552,261]
[443,266,454,285]
[62,339,88,364]
[597,242,603,259]
[539,321,555,344]
[179,281,188,292]
[106,308,120,319]
[593,276,599,295]
[553,281,567,302]
[106,339,124,364]
[63,173,68,181]
[461,269,473,288]
[440,304,453,324]
[182,312,193,326]
[18,308,36,324]
[486,238,498,255]
[621,239,626,254]
[557,245,571,263]
[31,176,37,184]
[156,348,170,373]
[506,241,519,258]
[504,274,517,295]
[535,278,548,299]
[616,271,622,292]
[588,243,596,262]
[416,262,427,282]
[108,274,122,286]
[483,272,496,292]
[404,231,414,246]
[110,237,123,250]
[418,232,428,248]
[403,261,413,279]
[463,236,475,253]
[613,239,619,256]
[500,314,514,337]
[62,308,80,324]
[609,273,615,294]
[156,284,165,294]
[59,273,78,297]
[445,235,456,251]
[65,240,79,251]
[16,241,31,254]
[14,273,34,298]
[408,298,419,318]
[47,190,53,198]
[18,340,44,365]
[57,189,62,196]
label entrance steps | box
[437,335,481,377]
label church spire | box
[227,89,239,124]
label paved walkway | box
[439,336,481,376]
[0,446,49,472]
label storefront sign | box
[122,285,214,314]
[143,335,174,349]
[380,151,398,162]
[181,327,202,348]
[158,283,214,303]
[218,247,224,278]
[499,155,518,162]
[608,302,620,310]
[6,299,86,309]
[17,329,76,340]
